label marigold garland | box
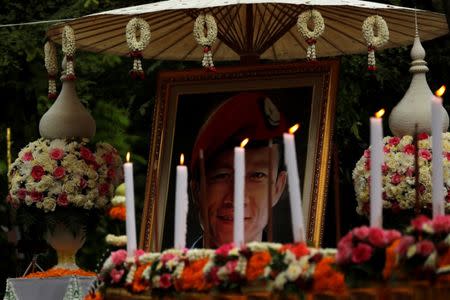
[24,268,95,278]
[175,258,212,292]
[44,41,58,100]
[362,15,389,71]
[193,14,217,71]
[383,239,400,280]
[108,205,126,221]
[61,25,76,80]
[131,263,152,293]
[297,9,325,61]
[125,18,151,80]
[312,257,346,295]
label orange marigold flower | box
[108,205,126,221]
[313,257,346,295]
[383,239,400,280]
[246,251,271,281]
[24,268,95,278]
[175,258,212,292]
[131,263,152,293]
[84,291,103,300]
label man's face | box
[200,146,286,247]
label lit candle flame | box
[375,109,385,119]
[126,152,131,162]
[435,85,446,97]
[289,124,300,134]
[240,138,249,148]
[180,153,185,165]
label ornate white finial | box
[388,14,449,136]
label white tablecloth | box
[4,276,96,300]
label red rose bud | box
[403,144,415,155]
[50,148,64,160]
[80,146,94,162]
[417,132,429,140]
[351,243,373,264]
[53,166,66,179]
[57,193,69,206]
[31,165,45,181]
[17,188,27,200]
[48,93,58,100]
[80,178,87,189]
[22,151,33,161]
[30,190,43,202]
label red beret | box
[190,92,287,174]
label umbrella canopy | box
[47,0,449,61]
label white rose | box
[285,264,301,281]
[43,198,56,212]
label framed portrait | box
[140,60,339,251]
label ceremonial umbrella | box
[47,0,449,62]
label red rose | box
[336,243,352,265]
[385,229,401,243]
[80,146,95,162]
[30,190,43,202]
[80,178,87,189]
[368,227,387,248]
[57,193,69,206]
[418,149,432,161]
[99,183,110,196]
[411,215,430,231]
[388,137,400,146]
[22,151,33,161]
[107,168,116,180]
[417,133,429,140]
[405,167,415,177]
[351,243,373,264]
[53,166,66,179]
[446,152,450,161]
[382,164,389,175]
[353,226,370,240]
[31,165,45,181]
[159,274,172,289]
[391,173,402,185]
[416,240,435,257]
[403,144,415,155]
[365,158,371,171]
[17,188,27,200]
[418,184,426,195]
[363,149,371,158]
[50,148,64,160]
[102,152,114,165]
[383,145,391,153]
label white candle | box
[174,154,188,249]
[234,139,247,246]
[124,152,137,256]
[431,86,446,218]
[283,124,306,243]
[370,110,385,228]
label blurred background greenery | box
[0,0,448,296]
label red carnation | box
[403,144,415,155]
[382,164,389,175]
[405,167,415,177]
[30,190,43,202]
[53,166,66,179]
[99,183,110,196]
[419,149,432,161]
[388,137,400,146]
[22,151,33,161]
[363,149,371,158]
[383,145,391,153]
[57,193,69,206]
[80,146,95,162]
[411,215,430,231]
[31,165,45,181]
[365,158,371,171]
[50,148,64,160]
[446,152,450,161]
[351,243,373,264]
[417,133,429,140]
[431,215,450,233]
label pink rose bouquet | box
[336,226,401,284]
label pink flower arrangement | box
[8,138,123,212]
[353,134,450,216]
[336,226,401,282]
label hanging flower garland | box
[297,9,325,61]
[61,25,76,81]
[125,18,151,80]
[362,15,389,71]
[193,14,217,71]
[44,41,58,100]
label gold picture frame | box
[140,59,340,251]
